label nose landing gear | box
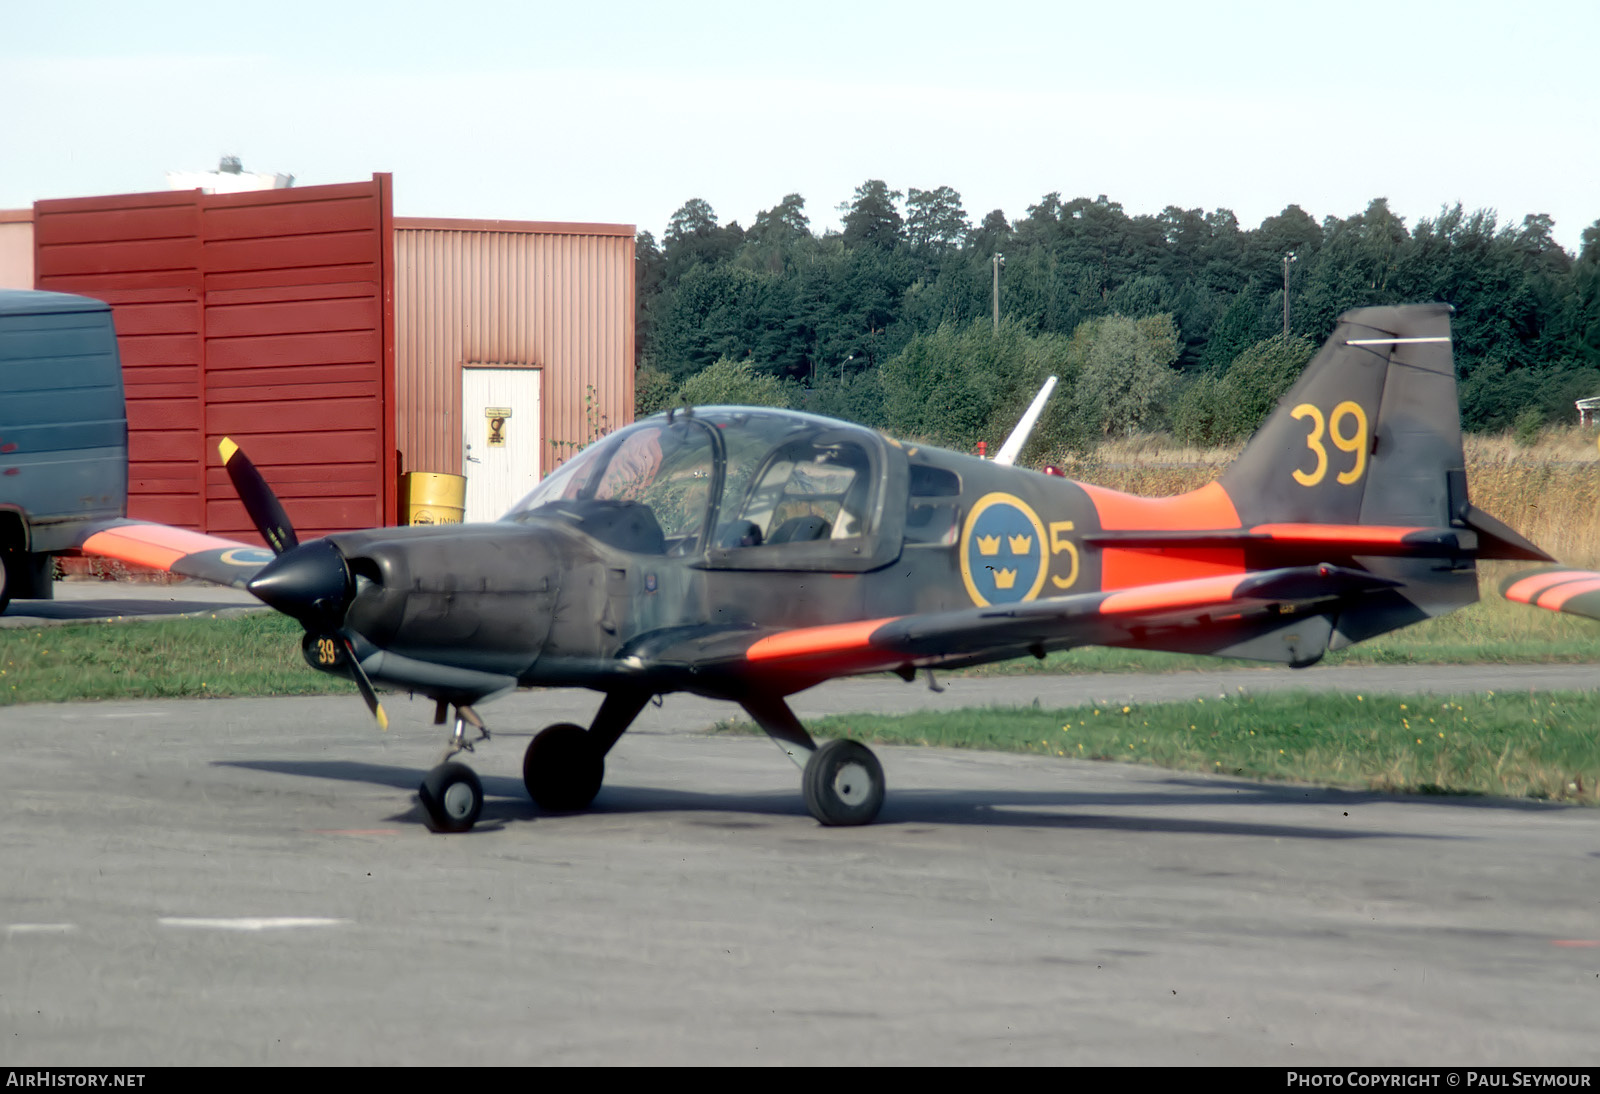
[418,762,482,833]
[418,702,491,834]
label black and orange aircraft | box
[72,304,1550,832]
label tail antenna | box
[993,376,1058,467]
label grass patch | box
[957,591,1600,676]
[740,690,1600,805]
[0,613,350,705]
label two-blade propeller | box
[220,438,389,730]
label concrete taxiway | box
[3,674,1598,1066]
[0,579,264,627]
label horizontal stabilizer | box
[1501,568,1600,622]
[1462,505,1555,562]
[1086,516,1552,564]
[1084,523,1470,557]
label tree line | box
[634,182,1600,455]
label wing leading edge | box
[630,564,1400,691]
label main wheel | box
[419,762,483,833]
[523,723,604,813]
[802,739,885,826]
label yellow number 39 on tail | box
[1290,401,1369,487]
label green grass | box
[730,690,1600,805]
[0,613,350,705]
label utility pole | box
[1283,252,1297,336]
[992,253,1003,332]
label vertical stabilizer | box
[1218,304,1473,647]
[1220,304,1461,528]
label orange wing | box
[626,564,1400,689]
[73,520,275,590]
[1501,569,1600,622]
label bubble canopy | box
[505,407,908,571]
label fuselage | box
[319,405,1404,697]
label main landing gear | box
[742,696,886,826]
[416,691,886,832]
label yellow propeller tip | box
[376,705,389,732]
[218,437,239,464]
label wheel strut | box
[418,699,492,834]
[437,703,490,765]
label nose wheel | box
[418,702,492,832]
[418,762,483,833]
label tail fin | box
[1218,304,1548,648]
[1221,304,1460,529]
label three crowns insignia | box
[975,513,1035,593]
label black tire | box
[802,739,885,826]
[0,546,22,615]
[523,723,605,813]
[418,762,483,833]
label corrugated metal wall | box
[393,219,634,479]
[0,210,34,290]
[33,178,395,539]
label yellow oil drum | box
[403,471,466,525]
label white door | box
[462,366,541,522]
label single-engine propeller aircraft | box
[72,304,1550,832]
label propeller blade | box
[342,637,389,731]
[219,437,298,555]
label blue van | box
[0,289,128,613]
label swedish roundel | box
[960,493,1049,606]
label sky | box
[3,0,1597,251]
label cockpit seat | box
[766,514,832,544]
[715,520,763,548]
